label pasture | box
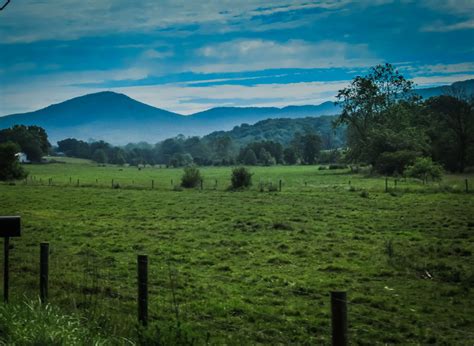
[0,160,473,344]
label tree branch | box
[0,0,11,11]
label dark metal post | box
[138,255,148,326]
[3,237,9,302]
[40,243,49,303]
[331,291,348,346]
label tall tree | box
[424,95,474,172]
[334,63,425,171]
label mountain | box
[0,79,472,144]
[416,79,474,100]
[0,92,339,144]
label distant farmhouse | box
[15,152,30,163]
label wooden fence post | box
[279,179,282,192]
[331,291,348,346]
[3,237,9,302]
[40,243,49,303]
[138,255,148,326]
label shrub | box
[375,150,419,175]
[328,164,348,170]
[181,166,202,188]
[404,157,443,182]
[231,167,253,189]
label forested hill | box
[205,115,345,149]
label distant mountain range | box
[0,79,472,144]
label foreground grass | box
[0,162,473,344]
[0,300,119,345]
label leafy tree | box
[243,149,258,165]
[283,147,298,164]
[334,63,421,166]
[404,157,443,182]
[424,95,474,172]
[301,133,321,164]
[258,148,275,166]
[231,167,253,189]
[0,142,27,181]
[374,150,419,175]
[0,125,50,162]
[92,149,108,163]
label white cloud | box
[412,74,474,87]
[0,0,351,43]
[142,49,174,59]
[421,19,474,32]
[193,39,378,73]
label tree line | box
[334,63,474,174]
[55,131,327,167]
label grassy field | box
[0,160,473,344]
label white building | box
[15,152,30,163]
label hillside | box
[205,116,345,149]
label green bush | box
[0,142,28,181]
[230,167,253,189]
[328,164,348,170]
[404,157,443,182]
[181,166,202,188]
[375,150,419,175]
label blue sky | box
[0,0,473,115]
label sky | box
[0,0,473,115]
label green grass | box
[1,161,473,344]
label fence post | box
[3,237,9,302]
[40,243,49,303]
[138,255,148,326]
[151,180,154,189]
[279,179,282,192]
[331,291,348,346]
[385,177,388,193]
[466,179,469,193]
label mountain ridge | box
[1,79,472,144]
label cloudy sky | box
[0,0,473,115]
